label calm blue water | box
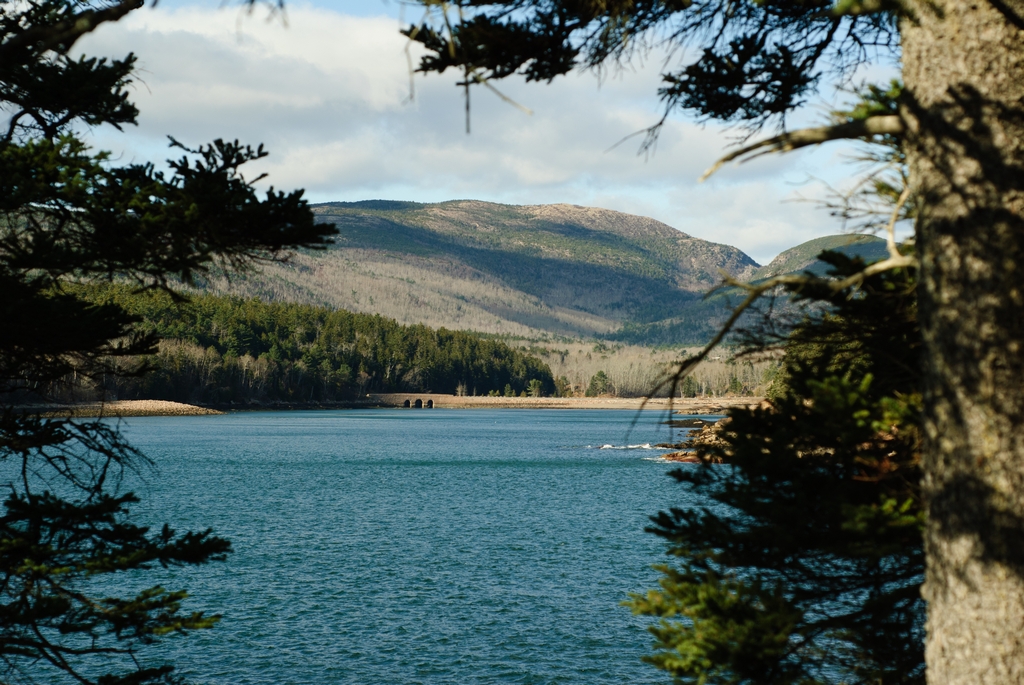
[113,409,698,685]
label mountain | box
[213,200,758,343]
[752,234,888,280]
[208,201,887,346]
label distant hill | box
[609,235,892,345]
[752,234,888,280]
[207,202,889,346]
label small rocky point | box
[662,418,731,463]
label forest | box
[72,285,555,405]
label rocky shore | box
[660,418,731,463]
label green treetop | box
[0,1,335,682]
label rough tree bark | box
[901,1,1024,682]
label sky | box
[76,0,900,265]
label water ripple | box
[114,409,698,684]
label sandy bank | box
[34,400,224,418]
[367,394,761,413]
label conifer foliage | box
[404,0,896,130]
[627,255,924,684]
[0,2,335,682]
[76,286,555,403]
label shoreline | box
[29,400,225,418]
[362,394,760,413]
[22,396,762,417]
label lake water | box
[115,409,700,684]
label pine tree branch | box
[699,115,905,182]
[885,187,912,260]
[468,70,533,116]
[664,203,917,395]
[666,273,812,385]
[0,0,143,60]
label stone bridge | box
[368,393,448,408]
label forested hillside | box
[206,200,760,344]
[75,286,554,405]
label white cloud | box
[76,2,872,265]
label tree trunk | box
[901,2,1024,683]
